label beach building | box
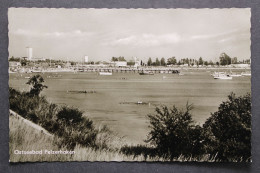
[115,61,127,67]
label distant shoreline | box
[9,66,251,74]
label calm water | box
[9,70,251,144]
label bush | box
[203,93,251,161]
[9,87,105,150]
[26,74,48,96]
[50,106,98,149]
[146,104,204,160]
[57,106,84,125]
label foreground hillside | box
[9,115,72,162]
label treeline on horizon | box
[9,52,250,67]
[9,75,251,162]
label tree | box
[199,57,204,65]
[167,57,176,65]
[147,58,152,66]
[203,93,251,161]
[127,61,135,66]
[155,58,160,66]
[146,104,204,159]
[111,57,118,62]
[232,57,238,64]
[26,74,48,96]
[160,58,166,66]
[118,56,126,61]
[219,53,231,66]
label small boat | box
[229,70,242,77]
[211,71,224,77]
[230,74,242,77]
[99,72,112,76]
[214,73,232,80]
[241,72,251,77]
[139,71,154,75]
[25,76,31,79]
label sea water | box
[9,70,251,144]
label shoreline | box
[9,66,251,74]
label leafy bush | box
[57,106,84,124]
[146,104,205,160]
[26,74,48,96]
[55,106,98,149]
[9,87,106,150]
[203,93,251,161]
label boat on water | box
[241,72,251,77]
[230,74,242,77]
[139,71,154,75]
[229,70,242,77]
[99,72,112,76]
[211,71,225,77]
[214,73,232,80]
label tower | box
[26,47,33,60]
[84,56,89,63]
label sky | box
[8,8,251,62]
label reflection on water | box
[9,71,251,144]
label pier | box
[77,67,180,74]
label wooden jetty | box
[77,67,180,74]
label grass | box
[9,114,220,162]
[9,115,73,162]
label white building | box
[134,57,141,67]
[84,56,89,63]
[115,61,127,67]
[26,47,33,60]
[232,64,250,68]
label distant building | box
[134,61,141,67]
[232,64,250,68]
[26,47,33,60]
[132,57,140,67]
[9,61,21,67]
[84,56,88,63]
[115,61,127,67]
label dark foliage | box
[55,106,98,149]
[146,104,205,160]
[120,145,157,160]
[145,93,251,161]
[9,87,101,150]
[203,93,251,161]
[26,74,48,96]
[57,106,83,124]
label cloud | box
[107,33,181,47]
[10,29,93,38]
[190,28,249,41]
